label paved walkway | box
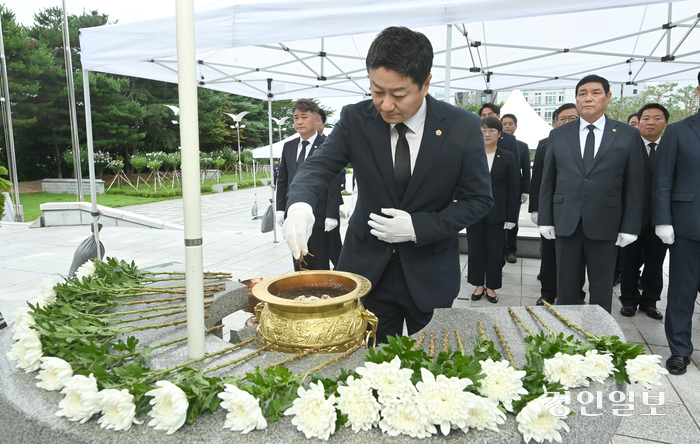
[1,186,699,443]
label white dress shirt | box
[296,133,318,162]
[389,98,427,174]
[642,136,661,156]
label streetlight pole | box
[223,112,248,182]
[271,116,288,142]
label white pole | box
[175,0,205,359]
[82,70,101,258]
[0,14,22,222]
[61,0,83,202]
[444,25,453,105]
[267,79,277,243]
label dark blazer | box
[538,116,645,241]
[498,132,520,185]
[652,111,700,241]
[486,148,519,225]
[287,95,494,312]
[517,140,531,195]
[276,134,342,229]
[528,137,548,213]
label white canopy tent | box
[500,90,554,150]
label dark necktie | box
[583,124,595,172]
[297,140,309,168]
[394,123,411,200]
[648,142,657,165]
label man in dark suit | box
[538,74,645,313]
[529,103,586,306]
[283,26,493,344]
[652,71,700,375]
[619,103,669,320]
[275,99,342,271]
[501,113,531,263]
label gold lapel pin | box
[436,129,442,136]
[612,129,617,132]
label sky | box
[5,0,363,120]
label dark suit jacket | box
[516,140,531,195]
[286,95,494,312]
[538,116,645,241]
[640,139,656,227]
[652,111,700,241]
[276,134,342,229]
[498,132,520,186]
[486,148,519,225]
[528,137,548,213]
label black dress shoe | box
[642,307,663,320]
[471,290,484,301]
[486,292,498,303]
[577,300,586,305]
[666,355,691,375]
[537,274,541,280]
[506,254,517,264]
[620,306,636,317]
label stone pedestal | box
[41,179,105,195]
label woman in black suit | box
[467,117,519,303]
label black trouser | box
[665,237,700,357]
[467,217,506,290]
[620,221,668,310]
[540,236,586,302]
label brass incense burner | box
[252,270,377,353]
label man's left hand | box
[368,208,416,243]
[504,222,516,230]
[615,232,638,248]
[324,218,338,232]
[521,193,529,204]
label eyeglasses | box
[556,116,579,123]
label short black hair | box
[697,69,700,85]
[576,74,610,95]
[292,99,319,115]
[553,103,577,122]
[481,116,503,133]
[627,114,639,123]
[479,103,501,117]
[318,108,327,124]
[501,113,517,126]
[366,26,433,86]
[638,103,669,122]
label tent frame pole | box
[267,78,278,243]
[82,69,101,259]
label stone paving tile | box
[612,435,673,443]
[521,265,539,275]
[615,402,700,443]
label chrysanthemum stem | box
[429,331,435,358]
[120,315,209,333]
[494,324,518,370]
[149,325,224,351]
[525,306,554,334]
[542,301,598,341]
[301,344,363,379]
[508,307,535,337]
[153,336,257,376]
[478,319,488,341]
[256,345,326,374]
[412,331,426,350]
[111,305,211,324]
[97,302,211,317]
[443,329,449,352]
[120,293,215,306]
[203,340,279,375]
[455,329,465,354]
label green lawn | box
[17,174,271,221]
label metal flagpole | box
[61,0,83,201]
[0,13,22,222]
[175,0,205,359]
[82,69,101,259]
[267,78,278,243]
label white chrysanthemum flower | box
[584,350,617,384]
[36,357,73,391]
[284,381,337,441]
[218,384,267,434]
[625,354,669,389]
[97,389,142,431]
[356,356,415,403]
[34,277,58,308]
[543,352,595,389]
[11,306,36,341]
[461,392,506,433]
[379,396,436,439]
[6,328,43,372]
[415,367,474,436]
[75,260,97,280]
[516,395,570,443]
[477,358,528,412]
[145,380,189,435]
[336,375,381,432]
[56,374,101,423]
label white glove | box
[655,225,675,245]
[540,225,556,240]
[521,193,529,204]
[504,222,516,230]
[275,211,285,228]
[324,218,338,232]
[368,208,416,243]
[615,232,638,248]
[282,203,315,259]
[531,212,538,225]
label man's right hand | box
[655,225,675,245]
[282,203,315,259]
[539,225,556,240]
[275,211,286,228]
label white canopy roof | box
[79,0,700,101]
[500,90,554,150]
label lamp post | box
[271,116,288,142]
[224,112,249,182]
[164,105,180,125]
